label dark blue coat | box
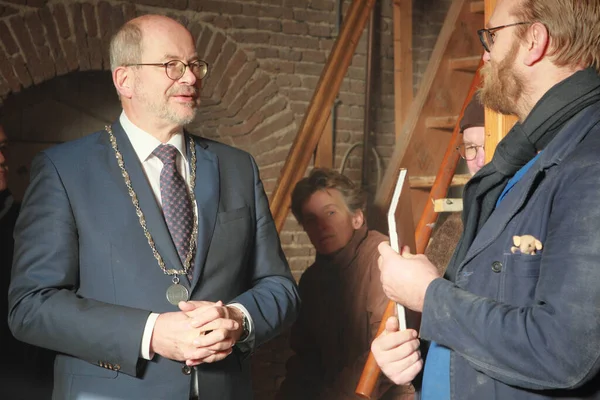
[421,103,600,399]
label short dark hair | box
[291,168,366,225]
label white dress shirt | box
[118,112,254,360]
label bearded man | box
[370,1,600,399]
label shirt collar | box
[119,111,186,162]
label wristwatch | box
[238,314,250,342]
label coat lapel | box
[187,135,219,292]
[108,121,184,273]
[458,103,600,271]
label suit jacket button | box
[182,365,192,375]
[491,261,503,273]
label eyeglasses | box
[126,59,209,81]
[456,144,484,161]
[477,22,531,53]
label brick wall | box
[0,0,453,398]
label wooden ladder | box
[371,0,485,235]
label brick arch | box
[0,0,295,178]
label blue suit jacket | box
[8,121,300,400]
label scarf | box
[445,68,600,281]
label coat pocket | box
[499,253,542,307]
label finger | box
[378,338,421,366]
[400,245,415,258]
[374,330,419,352]
[188,348,233,365]
[188,304,228,327]
[378,241,395,257]
[193,328,235,348]
[386,356,424,385]
[187,338,234,359]
[178,301,197,312]
[194,317,239,333]
[385,316,400,332]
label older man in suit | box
[8,14,299,400]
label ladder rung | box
[434,198,463,212]
[425,115,458,130]
[449,56,481,72]
[470,1,484,13]
[409,174,471,189]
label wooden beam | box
[425,115,458,130]
[449,55,481,72]
[270,0,377,232]
[409,173,471,189]
[314,112,333,168]
[393,0,413,140]
[483,0,518,163]
[470,1,484,13]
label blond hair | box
[512,0,600,72]
[109,21,143,71]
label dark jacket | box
[420,102,600,399]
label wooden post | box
[483,0,518,162]
[393,0,413,139]
[269,0,377,232]
[314,112,334,169]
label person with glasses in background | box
[8,15,299,400]
[425,97,486,275]
[371,0,600,399]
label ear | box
[513,235,521,246]
[113,66,133,99]
[523,22,549,66]
[351,209,364,230]
[535,239,543,250]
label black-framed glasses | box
[477,22,531,52]
[456,144,484,161]
[126,59,209,80]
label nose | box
[476,147,485,167]
[178,64,198,86]
[0,149,6,165]
[482,51,491,62]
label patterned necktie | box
[152,144,194,276]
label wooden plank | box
[425,115,458,130]
[449,55,481,71]
[314,111,333,168]
[393,0,413,140]
[409,173,471,188]
[470,1,484,13]
[483,0,519,163]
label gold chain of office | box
[105,125,199,276]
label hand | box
[149,308,204,362]
[180,300,243,366]
[378,242,441,312]
[371,316,423,385]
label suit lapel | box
[188,135,219,292]
[109,122,184,273]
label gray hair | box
[109,21,143,71]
